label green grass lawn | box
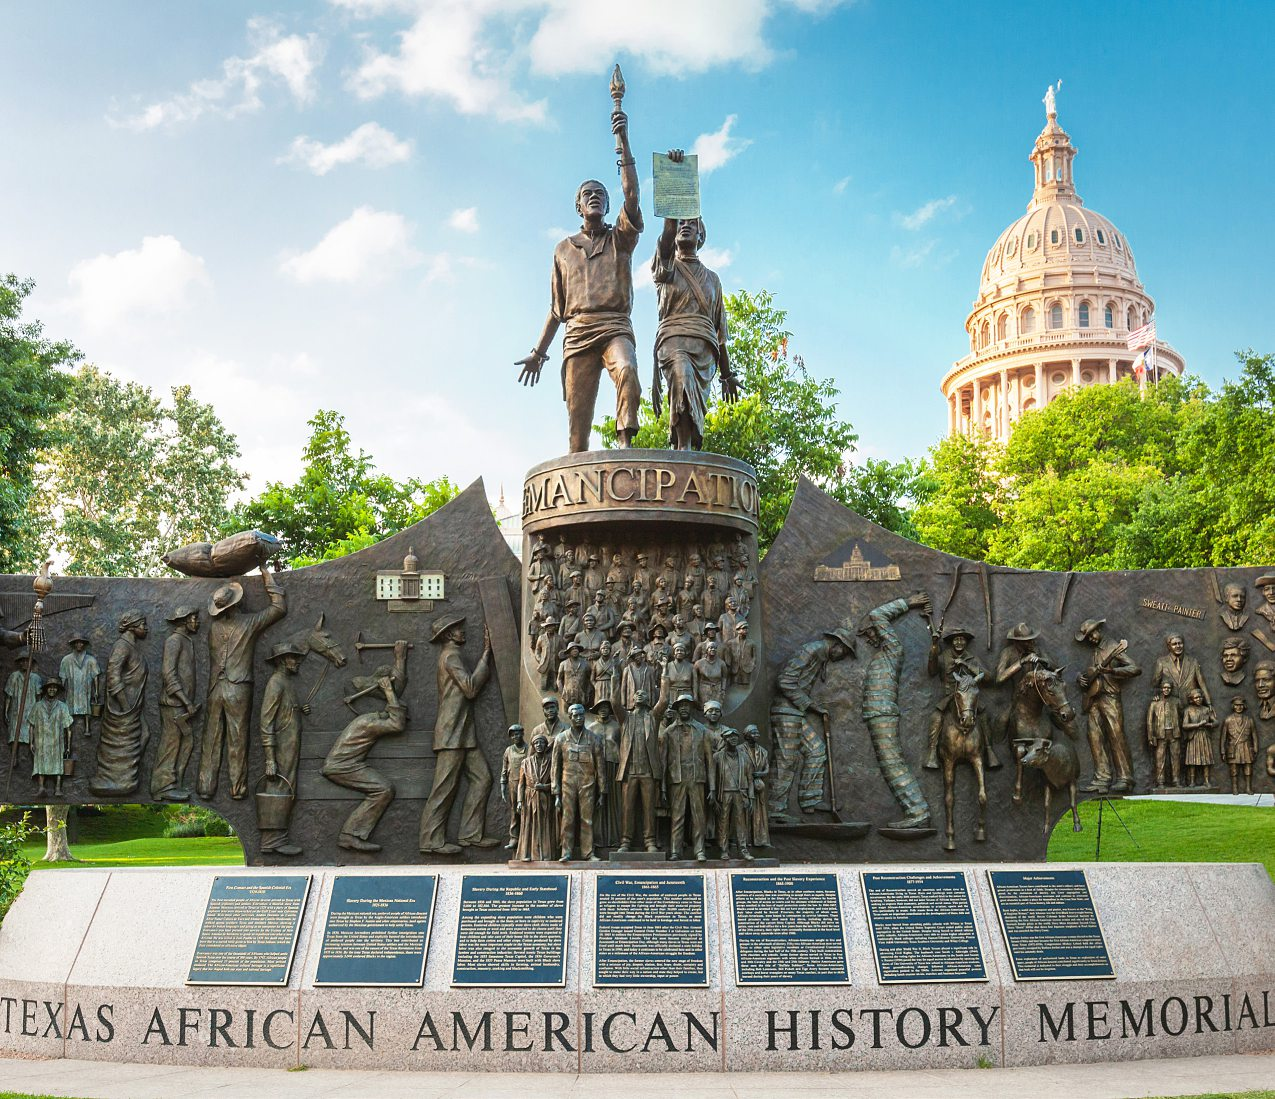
[1048,798,1275,878]
[6,804,243,870]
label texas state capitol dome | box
[941,96,1184,442]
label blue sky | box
[3,0,1272,499]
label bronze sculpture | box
[151,606,199,802]
[419,613,498,855]
[925,626,994,771]
[858,594,933,832]
[935,662,989,852]
[553,701,605,861]
[29,678,71,797]
[661,692,714,861]
[1074,618,1141,795]
[590,698,622,849]
[1255,660,1275,720]
[516,72,642,452]
[58,634,100,744]
[1255,575,1275,629]
[257,639,308,856]
[516,733,556,862]
[714,726,754,860]
[1146,679,1183,788]
[4,649,41,763]
[1221,636,1250,686]
[616,686,662,853]
[1221,582,1249,631]
[743,724,770,848]
[1181,688,1218,788]
[322,642,410,853]
[769,626,856,823]
[1151,633,1210,707]
[198,566,287,800]
[499,724,528,852]
[90,609,149,797]
[650,156,740,450]
[1221,696,1258,794]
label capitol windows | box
[1104,302,1115,328]
[1050,229,1060,245]
[1114,234,1123,250]
[1048,302,1064,329]
[1127,306,1137,329]
[997,312,1008,340]
[1075,228,1084,243]
[1007,237,1017,257]
[1097,229,1106,244]
[980,320,991,348]
[1051,372,1067,386]
[1078,301,1091,327]
[1021,306,1036,333]
[1026,232,1037,250]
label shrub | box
[161,806,236,839]
[0,811,39,923]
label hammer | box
[354,632,414,661]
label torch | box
[610,64,626,158]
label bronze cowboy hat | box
[67,631,91,645]
[1256,575,1275,589]
[824,625,858,656]
[429,611,466,643]
[267,640,307,662]
[1074,618,1106,643]
[1006,622,1039,642]
[166,605,198,623]
[943,626,975,643]
[41,677,64,694]
[208,583,244,618]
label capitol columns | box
[973,381,984,435]
[999,367,1010,433]
[1070,358,1080,387]
[1107,358,1118,383]
[947,392,957,435]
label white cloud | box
[896,195,957,231]
[279,207,421,284]
[66,235,210,328]
[112,18,323,131]
[530,0,781,76]
[339,1,851,119]
[890,240,937,269]
[833,175,852,195]
[692,115,751,174]
[345,3,548,122]
[279,122,411,175]
[447,206,480,233]
[544,225,571,240]
[700,246,734,269]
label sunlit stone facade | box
[941,98,1184,441]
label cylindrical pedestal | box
[519,449,766,740]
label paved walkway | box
[1129,793,1275,807]
[1,1053,1273,1098]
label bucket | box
[254,774,295,830]
[62,757,75,777]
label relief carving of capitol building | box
[942,90,1185,441]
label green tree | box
[0,275,75,572]
[597,289,878,551]
[912,432,1004,561]
[234,409,458,564]
[35,365,245,576]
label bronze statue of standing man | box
[516,67,643,453]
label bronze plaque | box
[522,450,759,534]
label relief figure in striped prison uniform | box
[857,594,933,831]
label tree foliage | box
[598,288,916,550]
[233,409,459,565]
[913,357,1275,570]
[33,366,245,577]
[0,276,75,572]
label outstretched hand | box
[721,372,740,404]
[516,353,545,386]
[667,148,684,163]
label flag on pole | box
[1127,319,1157,350]
[1132,349,1149,379]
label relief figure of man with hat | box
[198,565,286,801]
[151,606,199,802]
[553,701,606,861]
[91,609,149,797]
[1255,574,1275,630]
[4,648,42,762]
[257,638,310,855]
[1074,618,1141,794]
[58,633,100,744]
[660,693,714,861]
[924,625,999,772]
[515,96,643,453]
[994,622,1061,731]
[418,612,500,855]
[768,624,857,822]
